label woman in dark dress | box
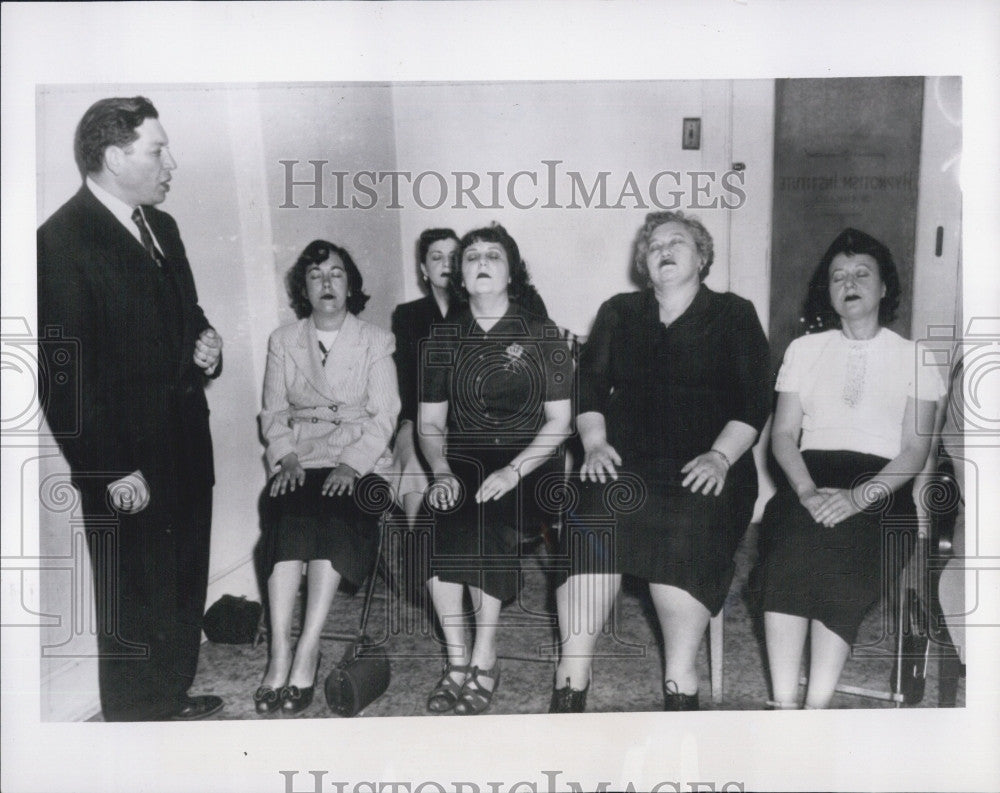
[419,223,572,715]
[391,229,460,524]
[550,211,771,712]
[254,241,400,716]
[760,229,942,708]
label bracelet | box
[506,462,521,482]
[709,448,731,468]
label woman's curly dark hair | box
[802,228,901,333]
[632,210,715,284]
[285,240,370,319]
[449,222,543,309]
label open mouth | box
[321,293,335,300]
[844,294,861,302]
[476,272,491,279]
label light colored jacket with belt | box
[260,314,400,476]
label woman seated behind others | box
[418,222,572,715]
[551,210,771,712]
[254,240,400,716]
[759,228,943,709]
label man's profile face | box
[111,118,176,207]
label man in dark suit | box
[38,96,224,721]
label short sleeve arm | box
[391,305,418,424]
[578,300,618,415]
[911,348,947,403]
[543,322,574,402]
[729,299,772,431]
[775,338,801,394]
[420,337,452,405]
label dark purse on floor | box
[203,595,262,644]
[324,524,391,717]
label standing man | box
[38,97,224,721]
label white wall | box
[391,80,772,336]
[35,78,958,719]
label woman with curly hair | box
[254,240,399,716]
[550,210,771,712]
[418,223,571,715]
[759,228,944,709]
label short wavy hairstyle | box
[449,222,540,306]
[802,227,901,332]
[632,210,715,284]
[285,239,370,319]
[416,227,459,292]
[74,96,159,178]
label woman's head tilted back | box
[803,228,900,332]
[633,210,715,286]
[450,222,535,303]
[285,240,370,319]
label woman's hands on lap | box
[680,450,729,496]
[270,453,305,496]
[323,463,359,497]
[476,465,519,503]
[580,442,622,483]
[428,468,461,510]
[811,486,865,527]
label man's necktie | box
[131,208,164,267]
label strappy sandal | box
[454,659,500,716]
[426,662,470,713]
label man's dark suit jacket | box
[37,184,219,720]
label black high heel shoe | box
[549,677,589,714]
[253,684,283,715]
[281,652,322,716]
[663,679,699,711]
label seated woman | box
[254,240,400,716]
[551,210,771,712]
[419,222,572,715]
[760,228,943,709]
[391,228,460,525]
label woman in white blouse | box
[254,240,400,716]
[760,228,943,709]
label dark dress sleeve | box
[726,296,771,432]
[419,331,452,406]
[391,303,418,424]
[542,320,574,403]
[577,298,620,416]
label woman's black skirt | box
[260,468,386,587]
[758,449,917,644]
[426,448,559,603]
[556,453,758,616]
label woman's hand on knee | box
[428,470,460,509]
[323,463,359,497]
[580,442,622,483]
[270,454,306,496]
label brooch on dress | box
[503,343,526,373]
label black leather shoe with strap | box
[549,677,589,714]
[454,659,501,716]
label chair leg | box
[709,610,724,704]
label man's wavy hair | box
[285,240,370,319]
[632,210,715,284]
[74,96,159,178]
[802,227,901,333]
[449,222,542,309]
